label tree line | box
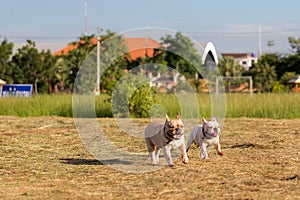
[218,37,300,93]
[0,31,299,94]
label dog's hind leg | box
[155,148,161,163]
[146,139,158,165]
[186,126,197,152]
[149,151,158,165]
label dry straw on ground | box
[0,117,299,199]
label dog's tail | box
[186,126,198,152]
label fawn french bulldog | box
[144,113,189,166]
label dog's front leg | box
[179,143,189,164]
[162,146,173,166]
[214,141,224,156]
[200,142,209,159]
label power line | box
[186,28,300,38]
[1,35,78,40]
[1,28,300,42]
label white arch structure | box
[201,41,219,65]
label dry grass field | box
[0,116,299,199]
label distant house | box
[53,37,161,60]
[288,75,300,92]
[221,52,258,70]
[148,72,184,93]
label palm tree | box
[218,56,244,77]
[253,60,277,92]
[218,56,245,91]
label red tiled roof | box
[53,37,161,60]
[124,37,161,60]
[53,38,98,56]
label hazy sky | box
[1,0,300,54]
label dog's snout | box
[175,128,181,135]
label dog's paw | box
[218,151,224,156]
[202,157,209,160]
[182,155,189,164]
[182,158,189,164]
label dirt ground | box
[0,116,299,199]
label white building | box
[221,53,258,70]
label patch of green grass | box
[0,93,299,118]
[0,94,111,118]
[0,94,72,117]
[225,93,300,118]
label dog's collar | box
[164,126,173,144]
[202,126,207,138]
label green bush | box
[129,85,156,118]
[111,73,154,118]
[272,81,285,93]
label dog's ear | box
[176,112,180,120]
[166,114,170,121]
[202,118,207,124]
[211,116,216,122]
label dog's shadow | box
[60,158,103,165]
[230,142,266,149]
[60,158,133,166]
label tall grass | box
[0,94,72,117]
[0,93,299,119]
[0,94,111,118]
[155,93,212,118]
[226,93,300,118]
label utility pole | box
[145,36,148,57]
[258,26,262,58]
[84,0,88,35]
[96,27,103,96]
